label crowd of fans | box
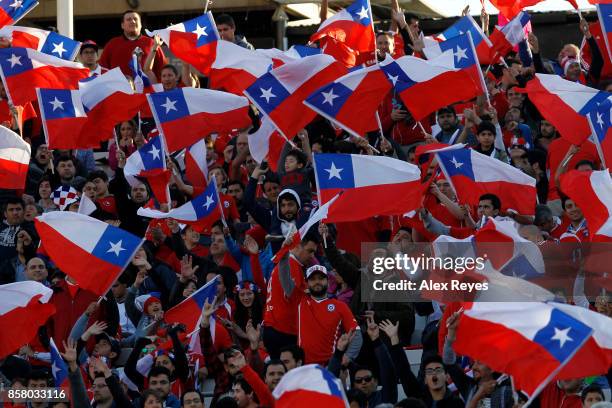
[0,4,611,408]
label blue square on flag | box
[246,73,291,114]
[140,137,165,169]
[437,149,475,179]
[533,308,592,363]
[0,48,34,75]
[183,15,217,47]
[39,89,78,120]
[192,183,219,218]
[306,83,351,118]
[346,0,371,26]
[41,31,79,60]
[315,154,355,189]
[438,35,477,69]
[150,90,190,122]
[92,225,142,267]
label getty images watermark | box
[359,242,611,303]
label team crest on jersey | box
[224,200,230,208]
[327,304,335,312]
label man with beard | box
[293,265,362,365]
[244,164,311,253]
[261,232,319,359]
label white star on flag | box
[596,112,604,128]
[322,89,339,106]
[193,23,208,39]
[203,194,215,210]
[148,144,161,160]
[51,361,61,379]
[454,46,468,62]
[388,74,399,86]
[260,87,276,104]
[51,42,67,58]
[7,53,21,68]
[161,97,178,114]
[355,6,369,20]
[10,0,23,9]
[451,156,463,169]
[49,97,65,111]
[325,162,343,180]
[107,240,126,256]
[551,327,573,348]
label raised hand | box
[243,234,259,255]
[366,313,379,341]
[180,255,199,283]
[61,338,78,371]
[379,319,400,345]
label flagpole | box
[466,31,491,107]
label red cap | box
[80,40,99,53]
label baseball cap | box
[306,265,328,279]
[80,40,99,53]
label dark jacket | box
[244,180,312,252]
[108,167,151,237]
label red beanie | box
[144,296,161,314]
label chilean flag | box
[304,64,391,138]
[124,135,171,205]
[79,68,148,147]
[424,15,493,64]
[488,11,531,61]
[137,179,224,232]
[0,125,30,190]
[0,26,80,61]
[0,47,89,106]
[273,364,349,408]
[587,96,612,167]
[272,194,341,263]
[148,87,252,152]
[596,3,612,62]
[244,54,346,138]
[184,138,209,188]
[382,34,487,121]
[454,301,611,398]
[313,153,425,222]
[34,212,144,296]
[37,88,88,149]
[164,275,218,333]
[516,74,610,145]
[0,281,55,359]
[49,338,69,388]
[147,12,219,75]
[560,170,612,242]
[0,0,38,28]
[309,0,375,54]
[209,40,274,95]
[248,117,288,173]
[436,148,537,215]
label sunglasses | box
[354,376,373,384]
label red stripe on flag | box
[0,156,29,189]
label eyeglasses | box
[425,367,445,375]
[354,376,373,384]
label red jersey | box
[546,138,600,201]
[298,296,358,364]
[263,255,305,335]
[99,34,167,78]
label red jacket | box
[539,382,582,408]
[47,279,101,350]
